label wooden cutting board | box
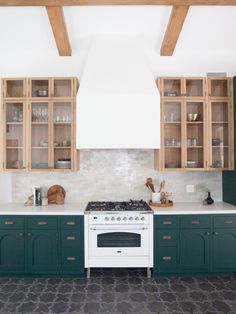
[47,185,66,205]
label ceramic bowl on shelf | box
[56,159,71,169]
[187,160,198,168]
[37,90,48,97]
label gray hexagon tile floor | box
[1,269,236,314]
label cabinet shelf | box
[187,146,203,149]
[165,146,181,149]
[54,146,71,149]
[32,122,48,125]
[164,121,181,124]
[212,121,228,124]
[6,122,23,125]
[32,146,48,149]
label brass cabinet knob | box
[205,232,210,236]
[27,233,32,237]
[213,231,218,235]
[19,233,24,236]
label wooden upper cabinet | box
[3,79,26,99]
[1,77,79,172]
[208,78,231,99]
[155,77,234,172]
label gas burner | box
[85,200,152,212]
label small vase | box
[203,192,214,205]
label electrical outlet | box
[186,185,194,193]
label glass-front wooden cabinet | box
[155,77,234,171]
[1,77,79,172]
[3,101,26,170]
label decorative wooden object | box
[48,184,66,204]
[149,200,173,207]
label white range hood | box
[76,35,160,149]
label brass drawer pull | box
[163,256,172,261]
[163,221,172,225]
[191,220,200,224]
[38,221,47,225]
[67,257,76,261]
[224,220,233,224]
[163,236,172,240]
[4,221,14,225]
[66,221,76,225]
[66,236,76,240]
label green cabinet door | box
[179,229,210,271]
[27,230,58,273]
[0,230,25,272]
[212,229,236,271]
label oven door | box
[88,225,151,257]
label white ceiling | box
[0,6,236,77]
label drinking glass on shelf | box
[38,107,42,122]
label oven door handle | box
[89,227,149,231]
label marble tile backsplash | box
[12,150,222,203]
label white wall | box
[0,173,12,203]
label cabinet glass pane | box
[53,102,72,170]
[163,79,181,97]
[54,80,72,97]
[31,80,49,98]
[186,101,204,168]
[5,103,24,169]
[31,103,49,169]
[186,79,204,97]
[6,80,24,98]
[211,102,229,168]
[210,79,228,97]
[163,101,182,168]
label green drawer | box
[0,216,24,229]
[27,217,57,229]
[61,247,83,271]
[60,216,83,230]
[156,247,177,271]
[156,230,177,246]
[61,230,81,247]
[214,216,236,228]
[155,216,178,229]
[180,215,211,229]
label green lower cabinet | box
[212,229,236,271]
[0,230,25,272]
[154,215,236,276]
[0,215,84,277]
[27,230,59,273]
[179,229,210,271]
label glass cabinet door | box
[162,78,183,98]
[208,78,230,98]
[30,79,50,98]
[30,102,49,170]
[53,79,73,98]
[4,102,25,170]
[53,102,73,170]
[210,101,230,169]
[4,79,25,99]
[185,79,205,98]
[185,101,205,169]
[163,101,182,169]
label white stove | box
[84,201,153,278]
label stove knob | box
[123,217,127,221]
[117,217,121,221]
[141,217,145,221]
[135,217,139,221]
[105,217,109,221]
[111,217,115,221]
[129,217,133,221]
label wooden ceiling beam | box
[1,0,236,5]
[161,5,189,56]
[46,6,71,56]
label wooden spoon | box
[145,177,155,193]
